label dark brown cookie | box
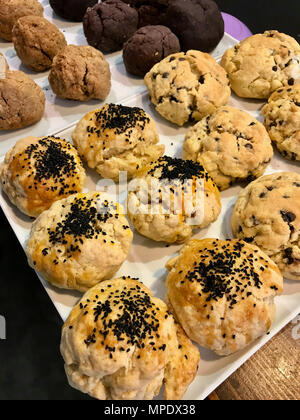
[49,0,98,22]
[163,0,224,52]
[83,0,139,53]
[123,25,180,76]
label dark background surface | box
[0,0,299,400]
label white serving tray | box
[0,0,236,157]
[1,89,299,400]
[0,0,299,401]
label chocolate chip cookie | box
[231,172,300,281]
[144,50,231,126]
[221,31,300,99]
[262,85,300,161]
[183,106,273,190]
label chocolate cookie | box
[138,5,165,28]
[49,0,98,22]
[83,0,139,53]
[123,26,180,76]
[163,0,224,53]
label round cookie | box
[231,172,300,281]
[183,106,274,190]
[12,16,67,72]
[0,136,86,218]
[61,277,200,400]
[48,45,111,102]
[262,85,300,161]
[0,70,45,131]
[127,156,221,243]
[163,0,224,53]
[0,0,43,41]
[83,0,138,53]
[166,238,283,356]
[26,192,133,292]
[221,30,300,99]
[123,26,180,77]
[144,50,231,126]
[49,0,98,22]
[72,103,165,181]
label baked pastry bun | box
[144,50,231,126]
[262,85,300,161]
[127,156,221,243]
[61,277,200,400]
[26,192,133,292]
[0,136,86,218]
[183,106,273,190]
[221,30,300,99]
[166,238,283,356]
[72,104,165,181]
[231,172,300,281]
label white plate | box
[0,1,237,157]
[1,89,299,400]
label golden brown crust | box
[12,16,67,72]
[0,136,86,217]
[221,30,300,99]
[127,156,221,243]
[166,238,283,356]
[49,45,111,101]
[0,0,44,41]
[144,50,231,126]
[26,192,133,292]
[72,104,165,181]
[61,277,199,400]
[0,70,45,131]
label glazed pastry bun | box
[26,192,133,292]
[61,277,200,400]
[127,156,221,243]
[72,103,165,181]
[166,238,283,356]
[0,136,86,217]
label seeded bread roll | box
[231,172,300,281]
[0,136,86,218]
[61,277,200,400]
[127,156,221,243]
[26,192,133,292]
[72,104,165,181]
[166,238,283,356]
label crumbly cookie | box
[231,172,300,281]
[49,45,111,102]
[127,156,221,243]
[26,192,133,292]
[123,25,180,77]
[0,70,45,131]
[183,106,274,190]
[12,16,67,72]
[0,136,86,217]
[72,104,165,181]
[83,0,138,53]
[144,50,231,126]
[221,30,300,99]
[50,0,98,22]
[166,238,283,356]
[61,277,200,400]
[262,85,300,161]
[0,0,44,41]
